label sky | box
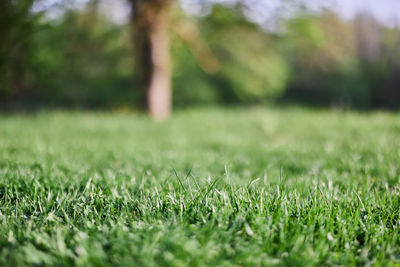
[35,0,400,27]
[181,0,400,27]
[334,0,399,26]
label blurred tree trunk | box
[130,0,172,120]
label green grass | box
[1,107,400,266]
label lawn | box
[0,107,399,266]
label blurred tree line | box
[1,0,400,111]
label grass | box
[0,107,400,266]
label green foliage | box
[1,1,400,109]
[200,5,290,103]
[171,32,220,106]
[1,108,400,265]
[29,7,136,108]
[283,11,400,109]
[1,2,137,109]
[283,12,363,107]
[0,0,38,101]
[171,5,290,106]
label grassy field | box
[1,107,400,266]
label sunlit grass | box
[1,107,399,266]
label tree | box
[130,0,173,120]
[0,0,37,108]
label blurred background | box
[1,0,400,115]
